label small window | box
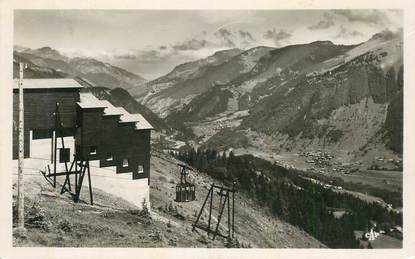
[138,165,144,174]
[123,159,129,167]
[89,146,97,155]
[106,155,113,161]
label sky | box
[14,10,402,80]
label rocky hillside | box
[14,46,147,94]
[242,38,402,142]
[239,32,403,156]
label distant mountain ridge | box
[24,46,69,62]
[14,46,147,95]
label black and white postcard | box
[1,1,415,258]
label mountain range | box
[14,29,403,166]
[142,30,403,166]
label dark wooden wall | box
[13,88,80,130]
[115,129,151,180]
[12,88,80,159]
[76,107,151,181]
[98,115,123,167]
[75,107,105,160]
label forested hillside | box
[176,149,402,248]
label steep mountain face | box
[384,87,403,153]
[239,33,403,155]
[14,47,147,94]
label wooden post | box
[213,192,227,241]
[75,161,86,203]
[192,186,212,231]
[86,161,93,205]
[53,129,57,187]
[50,131,54,163]
[75,157,78,194]
[232,186,235,238]
[207,188,213,235]
[227,192,231,238]
[53,103,59,188]
[17,62,25,229]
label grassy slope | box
[13,152,323,248]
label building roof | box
[13,78,83,90]
[119,108,153,130]
[120,111,142,123]
[133,113,154,130]
[101,100,125,116]
[79,93,153,130]
[78,92,107,109]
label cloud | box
[263,28,292,47]
[113,53,137,60]
[334,25,364,39]
[59,48,139,61]
[238,30,256,49]
[135,48,174,63]
[332,10,389,26]
[370,28,403,41]
[170,28,256,52]
[214,28,236,48]
[60,27,259,79]
[239,30,255,42]
[172,39,214,51]
[308,12,335,30]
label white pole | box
[17,62,25,229]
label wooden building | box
[75,93,153,181]
[12,79,82,159]
[13,79,153,183]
